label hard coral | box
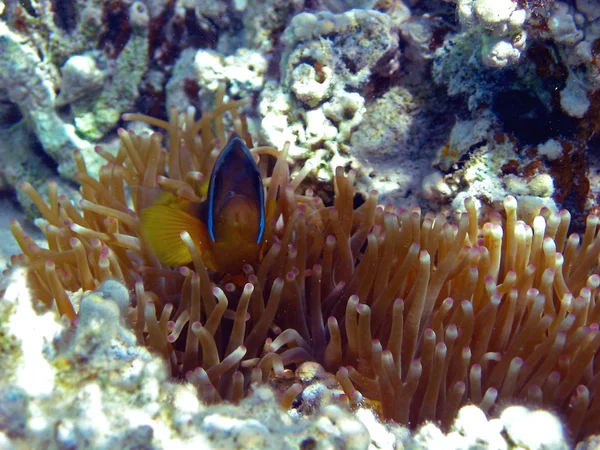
[9,90,600,440]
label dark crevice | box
[19,0,38,17]
[341,55,359,74]
[98,1,133,59]
[52,0,77,33]
[0,98,23,126]
[493,90,578,145]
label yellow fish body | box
[140,135,265,274]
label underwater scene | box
[1,0,600,448]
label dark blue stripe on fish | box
[207,135,265,243]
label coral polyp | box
[9,93,600,440]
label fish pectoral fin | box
[140,204,210,267]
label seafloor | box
[1,0,600,448]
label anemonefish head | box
[207,135,265,273]
[139,134,266,275]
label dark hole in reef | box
[592,38,600,59]
[453,142,487,171]
[297,113,308,133]
[184,78,201,100]
[341,55,359,74]
[52,0,77,33]
[342,106,356,121]
[429,24,452,52]
[189,11,219,49]
[0,191,26,215]
[0,98,23,126]
[310,140,325,151]
[291,395,302,409]
[492,90,578,146]
[55,102,72,121]
[296,57,328,84]
[148,1,179,66]
[527,43,568,92]
[98,1,133,59]
[30,135,59,174]
[363,73,392,101]
[135,79,167,121]
[299,56,317,66]
[19,0,38,17]
[300,437,317,450]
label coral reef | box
[0,21,100,180]
[0,268,407,449]
[259,8,401,174]
[425,117,590,226]
[243,0,305,53]
[1,0,598,219]
[71,2,150,141]
[429,0,599,218]
[413,404,570,450]
[166,47,267,119]
[2,0,600,446]
[456,0,528,69]
[2,268,580,448]
[0,0,154,219]
[7,95,600,447]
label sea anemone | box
[9,89,600,439]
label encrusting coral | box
[8,88,600,440]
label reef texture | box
[0,269,404,449]
[0,268,579,449]
[429,0,600,223]
[5,94,600,448]
[1,0,599,218]
[1,0,600,448]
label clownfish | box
[140,135,265,274]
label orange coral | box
[9,90,600,439]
